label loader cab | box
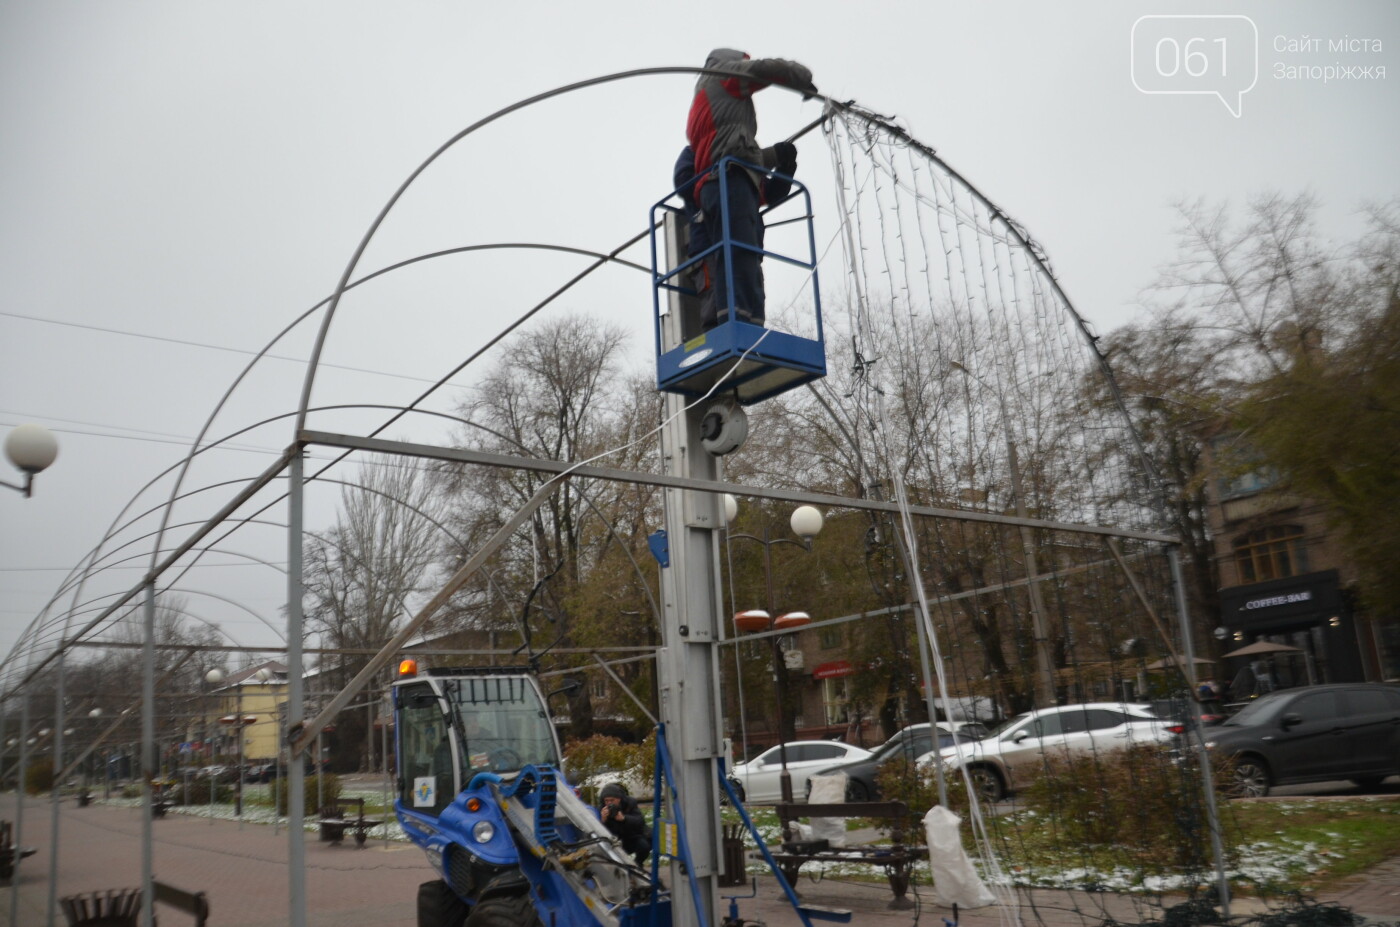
[394,665,561,817]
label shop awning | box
[812,660,854,680]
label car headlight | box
[472,820,495,844]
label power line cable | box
[0,309,462,388]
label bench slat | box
[775,801,909,819]
[799,903,854,923]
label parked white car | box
[921,702,1175,801]
[730,740,873,804]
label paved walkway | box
[4,796,429,926]
[3,793,1397,925]
[1320,853,1400,923]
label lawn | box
[99,778,1400,897]
[735,797,1400,896]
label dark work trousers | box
[700,169,765,327]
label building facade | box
[1203,435,1400,692]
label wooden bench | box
[155,879,211,925]
[60,881,209,926]
[0,819,37,882]
[318,796,381,848]
[770,801,926,910]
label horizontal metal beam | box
[69,642,658,656]
[300,429,1176,545]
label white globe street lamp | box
[2,424,59,497]
[726,500,825,808]
[789,505,824,542]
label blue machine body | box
[393,668,669,927]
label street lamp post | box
[208,667,268,817]
[2,423,59,497]
[728,500,824,805]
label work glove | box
[774,141,797,177]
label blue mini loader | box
[393,662,672,927]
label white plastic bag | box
[922,805,996,908]
[806,773,848,847]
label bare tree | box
[1103,193,1400,643]
[304,454,445,769]
[437,314,657,739]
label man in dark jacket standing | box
[686,48,816,327]
[598,782,652,867]
[673,142,797,329]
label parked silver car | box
[922,702,1175,801]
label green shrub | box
[1019,744,1217,871]
[175,778,238,805]
[562,733,654,804]
[871,756,972,840]
[275,773,341,817]
[25,759,54,795]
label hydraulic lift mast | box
[654,208,729,927]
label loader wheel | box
[417,879,467,927]
[465,893,542,927]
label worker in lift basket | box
[685,48,816,328]
[597,783,652,867]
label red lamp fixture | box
[733,609,771,633]
[772,611,811,632]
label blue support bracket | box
[647,530,670,568]
[716,759,852,925]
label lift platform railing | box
[649,156,827,405]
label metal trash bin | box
[60,888,141,926]
[718,824,747,887]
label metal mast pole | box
[8,692,29,927]
[45,652,66,926]
[141,582,156,927]
[655,210,726,927]
[1169,547,1231,917]
[287,450,308,927]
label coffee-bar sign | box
[1243,591,1313,611]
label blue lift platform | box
[650,157,826,405]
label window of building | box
[1211,436,1281,500]
[819,627,843,650]
[822,677,850,726]
[1233,525,1307,583]
[591,678,607,699]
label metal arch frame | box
[1,65,1214,927]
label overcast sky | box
[2,1,1396,664]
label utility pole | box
[655,210,727,927]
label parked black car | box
[245,763,279,783]
[1203,683,1400,796]
[245,761,324,783]
[805,722,988,801]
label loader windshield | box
[445,675,560,779]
